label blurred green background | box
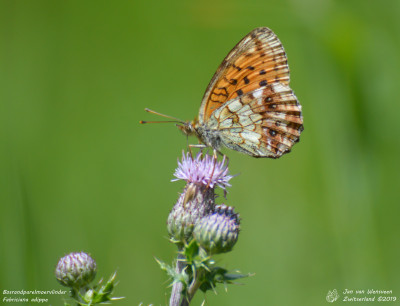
[1,0,399,305]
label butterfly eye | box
[177,124,194,136]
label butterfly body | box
[144,27,303,158]
[177,119,223,152]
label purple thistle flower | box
[172,152,233,190]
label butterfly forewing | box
[199,27,290,123]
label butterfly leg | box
[206,150,231,194]
[205,149,219,189]
[188,144,207,159]
[217,150,229,167]
[211,148,229,166]
[213,151,231,198]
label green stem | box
[183,269,203,305]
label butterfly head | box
[176,118,198,137]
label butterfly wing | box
[198,27,290,124]
[209,83,303,158]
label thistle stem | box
[185,270,203,303]
[170,253,186,306]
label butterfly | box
[141,27,303,158]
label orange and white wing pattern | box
[207,84,303,158]
[197,27,303,158]
[198,27,291,124]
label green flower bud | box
[55,252,96,288]
[167,183,215,244]
[193,204,240,254]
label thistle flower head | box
[173,152,233,190]
[193,204,240,254]
[55,252,96,288]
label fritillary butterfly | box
[142,27,303,158]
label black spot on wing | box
[269,129,277,136]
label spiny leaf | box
[182,240,199,261]
[156,257,189,289]
[222,272,254,281]
[155,258,176,277]
[199,267,254,293]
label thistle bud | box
[193,204,240,254]
[55,252,97,288]
[167,183,214,243]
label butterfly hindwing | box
[209,84,303,158]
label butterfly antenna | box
[140,108,185,125]
[140,120,182,124]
